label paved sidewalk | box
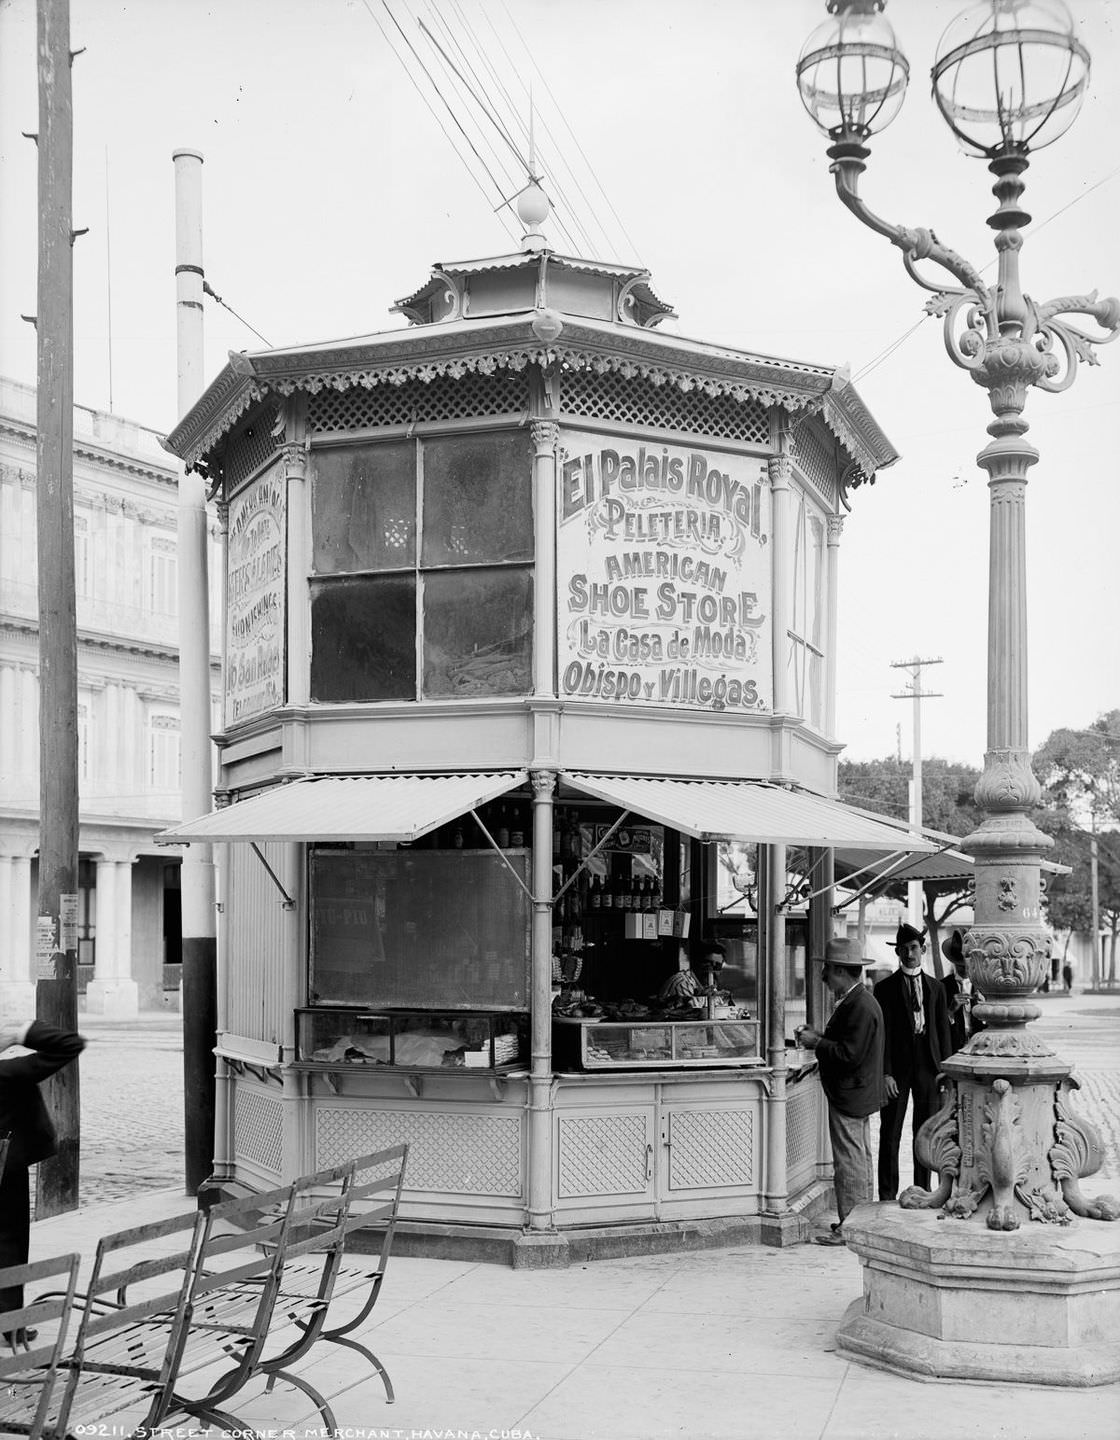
[29,1189,1120,1440]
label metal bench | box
[0,1251,82,1439]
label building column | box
[763,843,789,1215]
[525,769,557,1236]
[531,420,558,698]
[0,855,36,1015]
[824,514,844,741]
[768,449,793,720]
[86,857,139,1016]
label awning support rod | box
[551,810,631,906]
[828,843,959,913]
[469,809,535,904]
[249,842,295,910]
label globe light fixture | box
[795,0,909,140]
[793,0,1120,1385]
[932,0,1091,156]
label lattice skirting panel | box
[315,1106,523,1197]
[557,1112,651,1198]
[667,1108,754,1190]
[233,1084,284,1177]
[786,1078,822,1190]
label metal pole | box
[1089,822,1100,991]
[173,148,217,1196]
[890,656,942,933]
[34,0,80,1219]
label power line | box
[202,281,271,347]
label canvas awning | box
[832,844,1071,892]
[156,771,528,844]
[561,774,937,852]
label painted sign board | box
[225,464,286,726]
[556,430,772,714]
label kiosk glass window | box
[309,846,532,1011]
[788,495,825,730]
[310,432,533,701]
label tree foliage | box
[837,755,984,965]
[1034,711,1120,981]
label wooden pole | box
[34,0,80,1217]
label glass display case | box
[295,1009,528,1070]
[553,1016,761,1070]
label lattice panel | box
[223,401,282,490]
[234,1085,283,1173]
[562,369,770,446]
[308,370,529,434]
[793,418,839,506]
[315,1107,522,1196]
[786,1082,821,1182]
[557,1113,649,1197]
[667,1108,753,1190]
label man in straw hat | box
[873,922,951,1201]
[796,938,884,1245]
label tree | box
[1034,713,1120,984]
[837,756,984,970]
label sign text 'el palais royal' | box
[557,431,771,714]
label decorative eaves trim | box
[163,318,896,479]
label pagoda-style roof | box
[390,249,676,329]
[164,309,897,487]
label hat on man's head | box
[893,922,926,950]
[810,937,875,970]
[941,930,965,966]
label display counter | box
[553,1015,761,1069]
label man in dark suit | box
[941,929,984,1052]
[874,922,952,1201]
[0,1019,85,1330]
[796,938,884,1245]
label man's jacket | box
[0,1021,85,1167]
[813,984,885,1118]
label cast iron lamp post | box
[796,0,1119,1233]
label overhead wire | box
[495,0,645,263]
[360,0,519,244]
[431,0,598,256]
[449,0,606,257]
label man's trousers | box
[827,1106,873,1224]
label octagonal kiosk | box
[161,231,934,1263]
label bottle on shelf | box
[589,875,602,910]
[510,804,525,848]
[630,876,642,911]
[496,804,510,849]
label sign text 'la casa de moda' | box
[557,431,772,713]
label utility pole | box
[173,150,217,1196]
[34,0,80,1216]
[1089,817,1100,991]
[891,655,943,941]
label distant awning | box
[561,774,937,852]
[832,844,1071,889]
[156,771,528,844]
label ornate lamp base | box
[837,1206,1120,1386]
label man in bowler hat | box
[0,1019,85,1336]
[874,922,951,1201]
[796,938,884,1245]
[941,929,983,1052]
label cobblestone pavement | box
[33,996,1120,1214]
[54,1014,185,1211]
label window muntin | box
[148,536,178,616]
[310,431,533,703]
[788,493,825,729]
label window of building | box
[74,514,91,597]
[148,712,181,791]
[77,698,91,785]
[148,535,178,616]
[788,494,825,729]
[309,432,534,702]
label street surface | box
[37,994,1120,1212]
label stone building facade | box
[0,376,220,1016]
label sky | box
[1,0,1117,769]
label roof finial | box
[516,84,549,251]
